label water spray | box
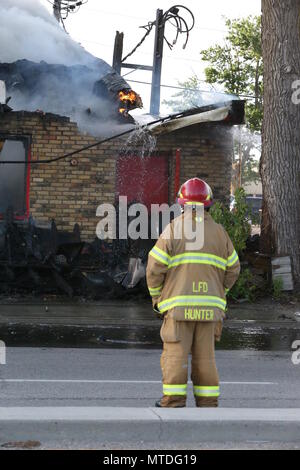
[0,105,222,165]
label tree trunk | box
[260,0,300,288]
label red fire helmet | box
[176,178,214,207]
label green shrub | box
[210,188,253,301]
[272,277,283,300]
[210,187,251,255]
[228,268,258,301]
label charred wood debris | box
[0,207,153,300]
[0,206,265,300]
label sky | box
[41,1,261,113]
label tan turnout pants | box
[159,313,221,407]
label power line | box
[121,69,138,78]
[74,7,227,33]
[126,79,256,99]
[81,7,149,21]
[79,38,209,63]
[81,38,203,63]
[0,111,197,165]
[121,6,195,63]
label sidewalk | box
[1,407,300,447]
[0,297,299,349]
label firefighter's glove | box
[153,304,164,320]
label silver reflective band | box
[158,295,227,313]
[149,246,170,266]
[148,285,163,297]
[193,385,220,397]
[168,253,227,270]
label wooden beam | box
[112,31,124,74]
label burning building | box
[0,0,244,297]
[0,85,244,297]
[0,97,244,237]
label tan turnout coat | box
[146,210,240,322]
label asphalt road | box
[0,347,299,407]
[0,348,300,449]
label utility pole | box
[53,0,61,22]
[112,5,194,115]
[112,8,166,116]
[150,9,164,115]
[52,1,87,26]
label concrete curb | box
[1,408,300,444]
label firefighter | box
[146,178,240,408]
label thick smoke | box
[0,0,97,66]
[0,1,136,137]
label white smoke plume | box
[0,0,138,137]
[0,0,96,66]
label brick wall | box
[0,112,233,241]
[0,112,118,240]
[156,123,234,203]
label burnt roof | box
[0,59,134,129]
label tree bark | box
[260,0,300,288]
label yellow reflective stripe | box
[149,285,162,292]
[227,249,239,267]
[170,252,227,265]
[149,246,170,266]
[227,249,237,262]
[158,295,226,313]
[149,251,168,265]
[184,201,204,206]
[169,259,226,270]
[193,386,220,397]
[154,246,171,260]
[163,384,187,396]
[227,255,239,267]
[148,285,163,296]
[168,252,227,271]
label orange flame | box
[118,89,142,115]
[119,90,138,104]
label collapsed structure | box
[0,2,244,297]
[0,94,244,297]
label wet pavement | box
[0,320,299,351]
[0,298,299,350]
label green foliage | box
[272,277,284,300]
[242,155,260,186]
[246,103,263,133]
[210,188,255,301]
[163,16,262,131]
[163,15,263,187]
[200,16,263,132]
[228,268,257,301]
[162,75,208,112]
[210,187,251,255]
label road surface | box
[0,348,300,449]
[0,348,299,407]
